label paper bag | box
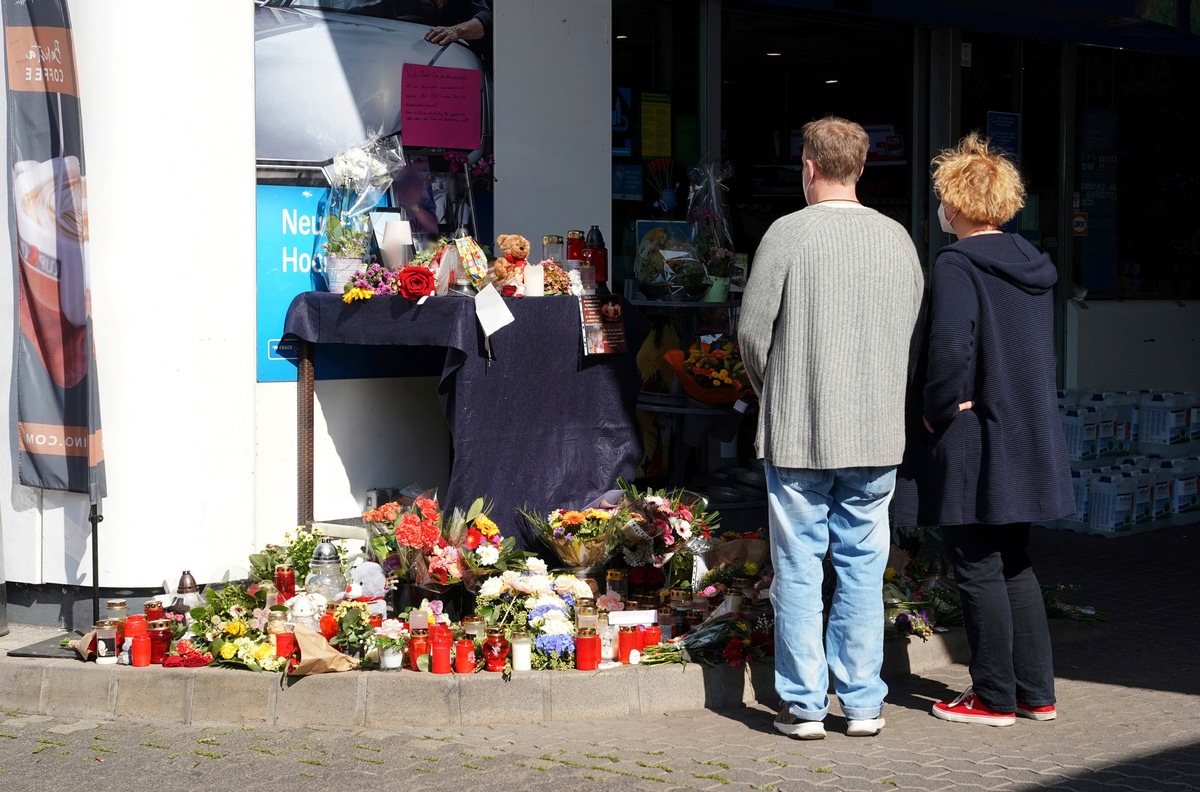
[69,631,96,661]
[289,624,360,675]
[711,537,769,569]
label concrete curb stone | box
[0,619,1104,728]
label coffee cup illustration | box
[13,156,91,389]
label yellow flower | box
[225,620,247,637]
[220,642,237,660]
[474,515,499,537]
[342,286,374,304]
[884,567,897,581]
[254,643,273,661]
[744,562,759,576]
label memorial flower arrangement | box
[443,151,496,228]
[342,262,398,303]
[662,336,749,405]
[162,639,214,669]
[696,560,764,594]
[372,618,410,653]
[640,612,773,669]
[449,501,528,592]
[323,135,404,261]
[248,526,326,584]
[329,600,376,655]
[618,482,720,569]
[521,502,623,568]
[362,496,442,579]
[474,558,593,670]
[185,583,289,672]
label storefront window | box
[1073,46,1200,299]
[611,0,702,289]
[720,6,913,260]
[959,34,1063,263]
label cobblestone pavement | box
[0,525,1196,791]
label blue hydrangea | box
[534,633,575,655]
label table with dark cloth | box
[282,292,648,550]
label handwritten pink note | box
[401,63,482,150]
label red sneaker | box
[931,688,1016,727]
[1016,702,1057,721]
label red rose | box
[629,567,646,587]
[397,265,436,299]
[500,284,517,297]
[162,655,183,668]
[183,653,210,668]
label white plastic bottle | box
[1138,392,1188,458]
[1088,472,1135,536]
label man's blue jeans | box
[766,462,895,722]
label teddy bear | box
[337,560,389,619]
[492,233,530,296]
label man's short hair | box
[802,117,870,184]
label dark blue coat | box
[894,233,1074,526]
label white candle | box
[524,263,545,297]
[511,634,532,671]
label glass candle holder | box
[94,619,119,665]
[510,630,532,672]
[431,630,453,675]
[482,627,510,672]
[408,629,430,671]
[598,613,616,662]
[542,234,564,268]
[575,604,598,632]
[147,620,172,664]
[143,600,165,622]
[130,634,151,667]
[606,569,628,600]
[460,615,485,640]
[258,583,278,609]
[657,606,675,640]
[575,627,600,671]
[274,564,296,602]
[454,638,476,674]
[618,625,637,664]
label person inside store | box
[894,133,1074,727]
[394,168,440,235]
[422,0,492,66]
[739,116,924,741]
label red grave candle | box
[454,639,476,673]
[575,628,600,671]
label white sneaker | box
[774,707,825,740]
[846,717,885,736]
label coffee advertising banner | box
[2,0,104,499]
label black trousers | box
[942,522,1056,712]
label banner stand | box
[89,503,102,625]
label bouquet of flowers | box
[185,583,289,672]
[329,600,376,656]
[521,496,624,569]
[342,261,398,303]
[662,335,749,406]
[696,560,766,595]
[322,135,405,261]
[248,526,326,584]
[473,557,594,670]
[362,496,442,580]
[446,500,527,592]
[640,611,773,668]
[618,482,720,569]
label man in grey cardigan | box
[739,117,923,740]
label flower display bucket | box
[702,277,729,303]
[324,256,362,292]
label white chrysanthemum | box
[476,545,500,566]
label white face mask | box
[937,202,958,235]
